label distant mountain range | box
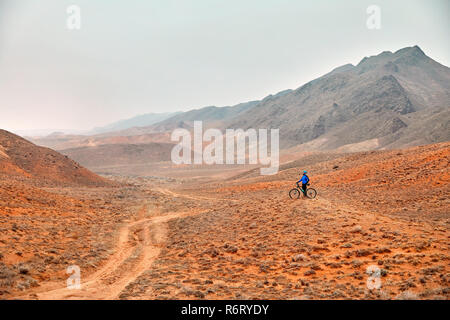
[89,112,181,135]
[30,46,449,158]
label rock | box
[18,264,30,275]
[304,270,316,276]
[355,249,373,257]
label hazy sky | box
[0,0,449,132]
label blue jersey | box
[298,174,309,184]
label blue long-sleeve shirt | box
[298,174,309,184]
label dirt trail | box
[155,187,238,202]
[22,204,199,300]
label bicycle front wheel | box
[306,188,317,199]
[289,188,300,199]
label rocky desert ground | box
[1,137,448,300]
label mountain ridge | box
[29,45,450,153]
[220,45,449,149]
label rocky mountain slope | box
[223,46,450,149]
[117,45,449,151]
[130,99,262,134]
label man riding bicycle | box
[289,170,316,199]
[297,170,310,196]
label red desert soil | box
[1,139,449,300]
[0,130,139,297]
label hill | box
[0,129,109,186]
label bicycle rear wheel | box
[289,188,300,199]
[306,188,317,199]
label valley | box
[1,45,449,301]
[1,138,448,300]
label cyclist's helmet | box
[303,170,307,174]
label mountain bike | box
[289,183,317,199]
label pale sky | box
[0,0,449,132]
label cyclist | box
[297,170,310,196]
